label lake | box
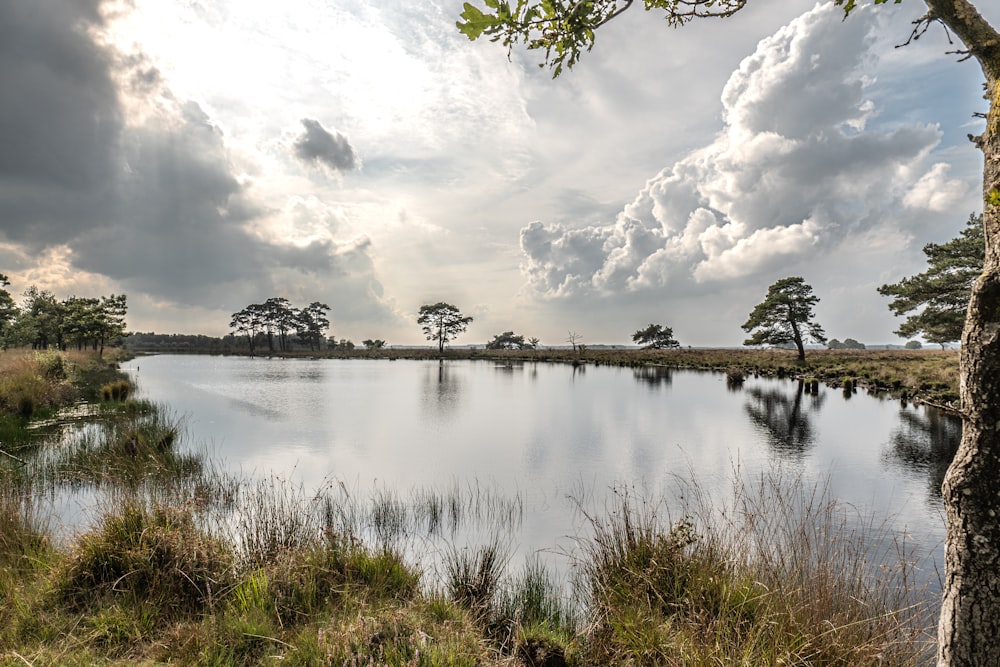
[120,354,957,584]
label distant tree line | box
[0,275,127,355]
[26,212,974,361]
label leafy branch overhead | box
[457,0,904,76]
[458,0,748,76]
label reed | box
[0,382,937,664]
[572,474,934,665]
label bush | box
[34,351,66,380]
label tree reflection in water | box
[633,366,673,388]
[885,406,961,498]
[743,380,826,456]
[422,361,462,419]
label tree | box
[905,340,923,349]
[486,330,526,349]
[632,323,680,349]
[879,213,984,348]
[362,338,386,350]
[565,331,583,352]
[417,302,473,353]
[94,294,128,356]
[230,303,265,356]
[458,2,1000,661]
[295,302,331,351]
[742,278,826,362]
[20,286,65,350]
[828,337,865,350]
[0,275,16,346]
[261,297,296,352]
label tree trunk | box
[788,317,805,362]
[921,1,1000,661]
[937,48,1000,665]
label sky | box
[0,0,995,347]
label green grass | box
[0,350,943,664]
[0,469,936,666]
[572,475,935,665]
[210,346,962,409]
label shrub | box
[15,394,35,418]
[34,351,66,380]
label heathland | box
[0,347,952,665]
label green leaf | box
[457,3,500,40]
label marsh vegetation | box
[0,349,952,663]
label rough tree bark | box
[930,1,1000,665]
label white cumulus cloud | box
[519,2,945,299]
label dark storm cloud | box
[0,0,121,244]
[293,119,360,173]
[0,0,393,323]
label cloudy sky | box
[1,0,994,347]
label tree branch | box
[923,0,1000,79]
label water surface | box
[122,355,956,575]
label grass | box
[0,348,944,664]
[0,463,937,665]
[571,475,935,665]
[208,345,962,409]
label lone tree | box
[458,4,1000,660]
[417,302,473,353]
[632,323,680,349]
[879,213,984,348]
[565,330,583,352]
[742,277,826,362]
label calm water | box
[121,354,957,575]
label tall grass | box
[24,400,201,487]
[56,498,235,617]
[0,475,49,573]
[0,375,937,664]
[0,350,76,418]
[573,474,935,665]
[0,463,935,665]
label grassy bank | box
[0,462,936,665]
[0,349,940,663]
[212,346,961,411]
